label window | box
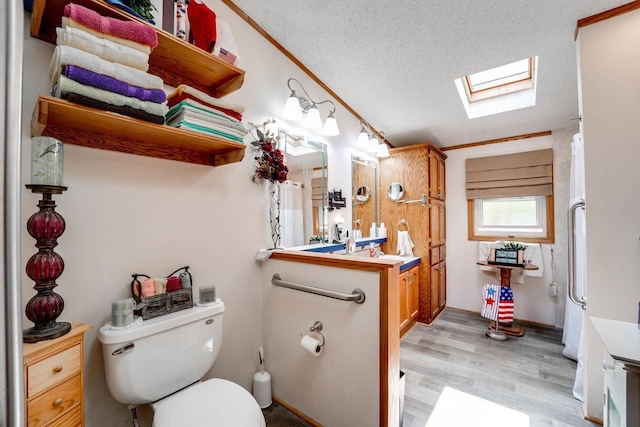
[464,57,536,103]
[466,149,554,243]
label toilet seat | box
[152,378,266,427]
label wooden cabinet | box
[380,143,446,326]
[399,265,420,337]
[24,324,92,427]
[29,0,246,167]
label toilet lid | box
[153,379,265,427]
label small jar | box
[31,136,64,186]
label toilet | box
[98,300,266,427]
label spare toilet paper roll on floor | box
[300,334,323,356]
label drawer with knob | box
[27,374,82,426]
[27,344,81,397]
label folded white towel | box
[169,114,247,139]
[168,84,245,114]
[55,75,167,117]
[49,45,164,90]
[56,26,149,72]
[397,230,414,257]
[62,17,151,55]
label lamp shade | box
[322,112,340,136]
[367,136,379,153]
[282,94,303,120]
[304,105,322,129]
[356,131,369,148]
[376,143,390,158]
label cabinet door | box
[438,261,446,311]
[430,264,440,317]
[429,150,446,200]
[399,271,409,330]
[408,268,420,320]
[438,154,446,199]
[439,202,446,245]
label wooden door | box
[439,201,446,246]
[430,264,440,317]
[438,261,446,311]
[429,200,440,247]
[438,155,446,199]
[408,268,420,320]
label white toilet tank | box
[98,301,225,405]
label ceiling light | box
[377,142,390,158]
[282,78,339,135]
[367,135,379,153]
[356,128,370,148]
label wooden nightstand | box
[23,323,92,427]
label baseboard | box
[446,306,558,329]
[580,402,603,425]
[272,395,323,427]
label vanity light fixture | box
[282,78,340,136]
[367,133,379,153]
[356,122,370,148]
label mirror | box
[278,129,328,247]
[387,182,405,201]
[352,155,378,239]
[355,186,371,203]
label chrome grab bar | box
[271,274,366,304]
[397,194,427,206]
[568,199,586,309]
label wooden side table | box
[23,323,92,427]
[477,261,539,337]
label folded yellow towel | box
[56,26,149,72]
[49,44,163,90]
[62,17,151,55]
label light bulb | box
[282,93,302,120]
[322,112,340,136]
[304,105,322,129]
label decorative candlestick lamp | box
[24,137,70,343]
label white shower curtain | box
[562,133,586,401]
[280,181,304,247]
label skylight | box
[454,57,538,119]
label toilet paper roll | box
[300,334,323,356]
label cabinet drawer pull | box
[53,366,63,374]
[53,397,63,407]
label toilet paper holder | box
[309,321,325,348]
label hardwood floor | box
[401,308,600,427]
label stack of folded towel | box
[49,3,167,124]
[165,84,248,143]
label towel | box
[62,17,151,54]
[166,98,241,124]
[63,92,165,124]
[166,276,182,292]
[477,241,544,284]
[165,103,248,136]
[397,230,414,257]
[168,119,245,143]
[62,65,166,103]
[187,0,217,52]
[154,277,167,295]
[481,284,500,320]
[64,3,158,50]
[55,75,166,123]
[212,18,240,65]
[141,278,156,297]
[167,84,245,114]
[56,26,149,72]
[49,45,164,90]
[498,287,515,323]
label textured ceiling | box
[229,0,628,148]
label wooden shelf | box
[29,0,245,98]
[31,96,246,166]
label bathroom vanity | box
[23,324,92,427]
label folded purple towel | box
[62,65,166,103]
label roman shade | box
[466,149,553,199]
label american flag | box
[498,286,515,323]
[217,48,237,65]
[481,284,500,320]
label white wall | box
[19,1,364,425]
[261,259,381,426]
[445,130,574,326]
[577,9,640,420]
